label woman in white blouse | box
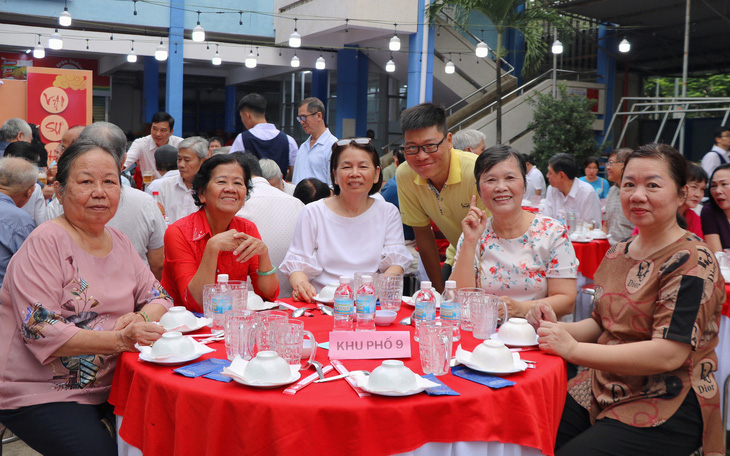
[451,145,578,318]
[280,138,412,302]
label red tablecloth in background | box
[109,302,567,456]
[571,239,610,280]
[722,284,730,318]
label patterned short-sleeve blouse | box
[454,215,578,301]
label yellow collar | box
[414,148,463,187]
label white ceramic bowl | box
[243,351,292,383]
[368,360,418,392]
[151,331,196,358]
[498,318,537,345]
[247,291,264,309]
[319,283,338,301]
[374,310,397,326]
[159,306,198,330]
[471,340,514,371]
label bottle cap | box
[339,276,351,283]
[153,191,159,196]
[445,280,456,288]
[217,273,229,283]
[362,275,372,283]
[421,281,431,289]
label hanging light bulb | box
[445,60,455,74]
[48,29,63,50]
[389,35,401,52]
[155,39,168,61]
[385,55,395,73]
[192,11,205,42]
[475,41,489,58]
[212,44,221,65]
[59,2,72,27]
[551,39,563,54]
[289,18,301,48]
[33,36,45,59]
[245,49,257,68]
[315,55,325,70]
[127,41,137,63]
[619,38,631,53]
[291,54,300,68]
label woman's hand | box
[232,232,269,263]
[499,296,529,319]
[208,229,245,254]
[116,322,165,353]
[112,312,146,331]
[526,301,557,330]
[292,279,317,303]
[537,321,577,359]
[461,195,487,243]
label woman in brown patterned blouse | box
[528,143,725,456]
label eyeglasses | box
[402,135,447,156]
[296,112,318,123]
[335,138,372,147]
[606,160,624,166]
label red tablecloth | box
[722,284,730,318]
[109,303,567,456]
[571,239,610,280]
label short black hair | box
[686,162,708,184]
[4,141,41,165]
[293,178,330,205]
[191,153,252,207]
[474,145,527,192]
[208,136,224,147]
[400,103,448,136]
[393,146,405,165]
[548,153,578,180]
[230,151,263,177]
[714,126,730,143]
[151,112,174,130]
[522,153,536,165]
[583,156,600,168]
[329,139,382,196]
[237,93,267,115]
[625,143,686,196]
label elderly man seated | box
[0,118,32,156]
[0,157,37,291]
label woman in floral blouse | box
[451,145,578,318]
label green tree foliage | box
[644,75,730,118]
[528,84,598,171]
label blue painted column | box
[225,85,237,134]
[407,0,435,107]
[143,56,159,121]
[165,0,184,133]
[311,69,329,113]
[596,26,616,146]
[335,48,368,139]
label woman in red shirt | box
[162,154,279,312]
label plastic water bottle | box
[211,274,233,330]
[152,191,170,225]
[333,276,354,331]
[439,280,461,341]
[413,281,436,341]
[355,275,376,332]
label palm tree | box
[428,0,568,144]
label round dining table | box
[571,238,610,281]
[109,301,567,456]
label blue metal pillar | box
[311,68,329,114]
[356,52,369,136]
[143,56,159,121]
[225,85,237,134]
[407,0,434,107]
[165,0,184,133]
[596,26,616,147]
[335,48,366,139]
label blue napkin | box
[174,358,230,378]
[451,365,516,389]
[422,374,460,396]
[203,371,234,382]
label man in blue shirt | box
[0,157,37,291]
[291,97,338,186]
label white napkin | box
[135,337,214,360]
[162,316,213,332]
[354,370,440,395]
[586,230,609,240]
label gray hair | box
[299,97,325,116]
[453,129,486,151]
[179,136,208,159]
[259,158,282,180]
[79,122,127,161]
[0,156,38,193]
[212,146,230,155]
[0,118,32,142]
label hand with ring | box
[292,280,316,303]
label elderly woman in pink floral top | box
[451,145,578,318]
[0,140,172,456]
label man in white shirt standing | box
[291,97,338,186]
[524,153,546,201]
[122,112,183,179]
[701,126,730,177]
[234,152,304,298]
[229,93,298,179]
[544,153,602,224]
[158,136,208,224]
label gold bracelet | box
[136,311,150,322]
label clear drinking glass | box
[248,310,288,355]
[272,318,317,370]
[419,320,453,376]
[470,294,509,339]
[457,287,485,331]
[224,309,256,361]
[227,280,248,311]
[378,273,404,311]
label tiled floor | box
[3,437,40,456]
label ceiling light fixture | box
[192,11,205,42]
[289,18,301,48]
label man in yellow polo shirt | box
[396,103,487,292]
